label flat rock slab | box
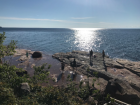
[52,50,140,104]
[116,59,140,76]
[107,67,140,84]
[14,49,33,56]
[52,50,140,83]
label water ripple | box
[1,28,140,61]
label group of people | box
[90,49,105,60]
[61,50,106,72]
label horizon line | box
[0,27,140,29]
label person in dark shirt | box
[73,58,77,71]
[90,49,93,62]
[102,50,105,60]
[26,51,28,57]
[61,62,65,71]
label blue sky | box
[0,0,140,28]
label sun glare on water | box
[72,28,101,51]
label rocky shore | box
[3,49,83,86]
[52,50,140,105]
[4,49,140,104]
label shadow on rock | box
[105,79,140,105]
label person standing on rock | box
[102,50,105,60]
[61,62,65,72]
[26,51,28,58]
[90,50,93,62]
[73,58,77,72]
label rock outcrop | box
[32,51,42,58]
[105,79,140,105]
[52,50,140,105]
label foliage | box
[0,82,16,105]
[0,32,17,62]
[29,63,51,84]
[78,87,90,100]
[0,63,28,88]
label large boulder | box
[105,79,140,105]
[19,83,30,96]
[32,51,42,58]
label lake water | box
[0,28,140,61]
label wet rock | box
[32,51,42,58]
[18,55,29,61]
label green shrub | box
[0,32,17,64]
[0,82,16,105]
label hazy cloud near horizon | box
[71,17,94,19]
[0,16,96,25]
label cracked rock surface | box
[52,50,140,105]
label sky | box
[0,0,140,28]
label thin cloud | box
[71,17,94,19]
[0,16,95,24]
[0,16,65,22]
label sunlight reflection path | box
[73,28,101,51]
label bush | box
[0,32,17,64]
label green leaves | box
[0,63,28,88]
[30,63,50,84]
[78,87,90,100]
[0,82,16,105]
[0,32,17,64]
[0,32,6,45]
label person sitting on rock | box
[93,54,96,58]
